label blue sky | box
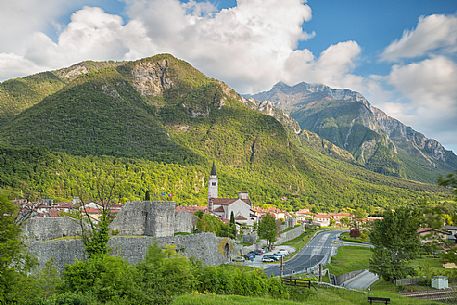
[304,0,457,75]
[0,0,456,151]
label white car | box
[277,249,289,256]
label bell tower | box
[208,161,218,203]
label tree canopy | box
[369,207,421,281]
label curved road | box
[341,270,379,290]
[265,230,343,276]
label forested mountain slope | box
[0,54,448,211]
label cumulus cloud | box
[0,53,47,80]
[282,40,363,90]
[384,56,457,149]
[23,7,157,69]
[382,14,457,62]
[0,0,71,53]
[125,0,313,92]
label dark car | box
[254,249,265,255]
[244,253,255,261]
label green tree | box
[369,207,421,281]
[61,254,141,303]
[439,172,457,199]
[257,214,278,249]
[0,191,40,305]
[195,213,234,238]
[137,244,197,305]
[229,211,237,237]
[144,190,151,201]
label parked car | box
[247,251,257,257]
[232,256,245,262]
[254,249,265,255]
[277,249,289,256]
[263,254,280,261]
[244,253,255,261]
[271,253,283,260]
[262,256,275,262]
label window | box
[212,182,217,186]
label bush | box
[198,265,288,299]
[349,228,361,238]
[136,244,198,305]
[44,292,98,305]
[61,255,141,304]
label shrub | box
[61,255,141,304]
[349,228,361,238]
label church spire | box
[208,161,218,205]
[211,161,217,176]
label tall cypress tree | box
[229,211,236,237]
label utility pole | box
[280,255,284,278]
[318,263,322,282]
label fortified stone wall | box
[28,233,234,271]
[23,217,82,241]
[109,202,148,235]
[149,202,176,237]
[174,211,194,233]
[276,225,304,244]
[109,201,188,237]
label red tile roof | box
[296,209,312,215]
[175,205,207,213]
[213,206,225,212]
[209,198,238,205]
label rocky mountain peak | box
[249,81,457,182]
[130,58,174,97]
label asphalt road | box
[265,230,343,276]
[341,269,379,290]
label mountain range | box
[0,54,449,211]
[247,82,457,183]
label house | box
[313,214,332,227]
[252,206,288,220]
[295,208,314,222]
[444,226,457,242]
[207,162,257,226]
[417,228,451,244]
[329,213,353,226]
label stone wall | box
[150,202,176,237]
[109,202,148,235]
[174,211,194,233]
[109,201,188,237]
[276,225,305,244]
[335,269,365,285]
[23,217,82,241]
[28,233,234,271]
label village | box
[18,162,381,229]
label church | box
[207,162,257,226]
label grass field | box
[280,228,319,261]
[172,288,443,305]
[327,246,371,276]
[339,232,369,243]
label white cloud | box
[0,0,83,54]
[0,53,47,80]
[125,0,313,92]
[384,56,457,149]
[282,40,367,93]
[23,6,157,69]
[382,14,457,62]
